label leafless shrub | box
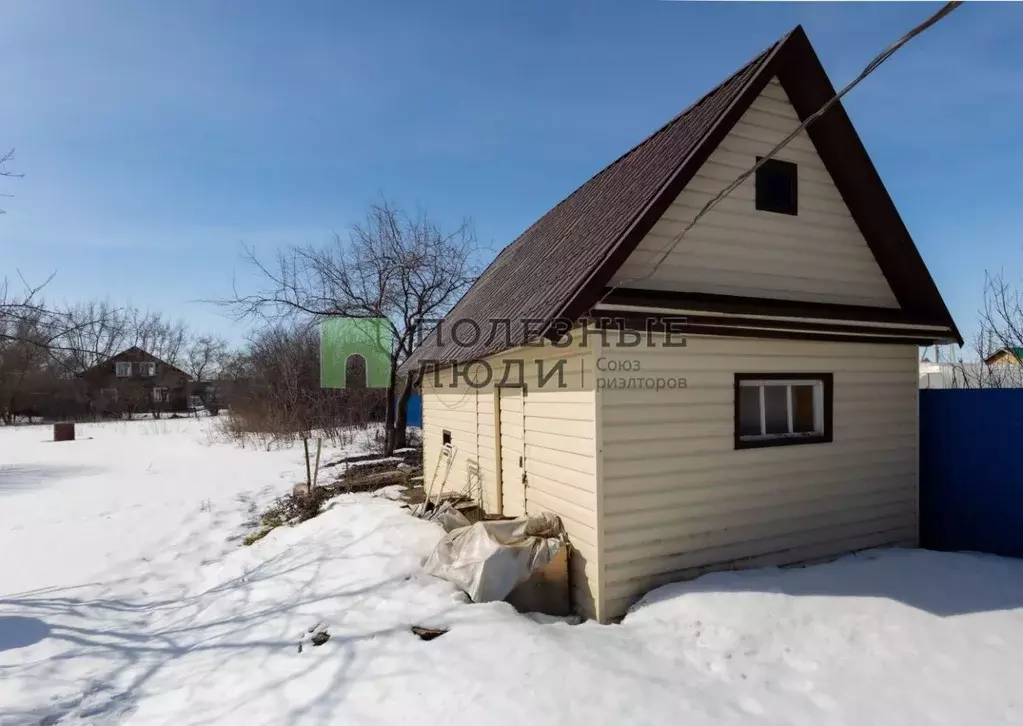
[216,323,385,480]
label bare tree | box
[2,277,101,366]
[0,148,22,214]
[127,310,188,366]
[56,300,130,373]
[0,305,50,423]
[939,271,1023,389]
[55,303,189,369]
[222,200,479,454]
[185,334,228,412]
[978,272,1023,361]
[1,279,125,421]
[185,335,228,382]
[1,275,51,344]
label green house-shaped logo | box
[320,317,392,389]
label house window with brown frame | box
[735,373,832,449]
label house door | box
[498,386,526,517]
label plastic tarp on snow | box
[423,513,566,604]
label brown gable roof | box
[406,26,960,371]
[82,346,192,380]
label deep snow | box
[2,418,1023,725]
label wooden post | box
[311,438,323,489]
[303,437,312,492]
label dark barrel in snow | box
[53,422,75,442]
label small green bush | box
[243,528,274,546]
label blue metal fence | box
[405,394,422,428]
[919,389,1023,557]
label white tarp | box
[426,500,472,532]
[422,513,566,603]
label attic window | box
[735,373,832,449]
[755,157,798,215]
[115,362,132,377]
[140,362,156,377]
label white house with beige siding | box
[422,344,601,615]
[408,26,960,622]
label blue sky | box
[2,1,1021,348]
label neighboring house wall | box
[985,349,1023,366]
[610,78,898,309]
[422,339,600,618]
[596,335,919,619]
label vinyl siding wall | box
[597,335,919,620]
[421,340,601,618]
[610,77,899,309]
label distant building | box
[919,358,1023,389]
[80,346,193,415]
[984,347,1023,366]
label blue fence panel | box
[920,389,1023,557]
[405,394,422,428]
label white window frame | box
[151,386,167,403]
[736,374,832,449]
[115,361,132,378]
[140,362,156,377]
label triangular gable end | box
[404,26,961,374]
[559,26,961,344]
[609,76,900,309]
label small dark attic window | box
[755,157,798,216]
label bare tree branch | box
[941,270,1023,389]
[218,199,480,452]
[0,149,23,214]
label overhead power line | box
[600,1,963,305]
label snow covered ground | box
[3,418,1023,725]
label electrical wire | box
[597,1,963,308]
[429,2,963,412]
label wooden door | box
[498,386,526,517]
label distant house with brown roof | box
[81,346,194,416]
[406,27,959,621]
[984,347,1023,366]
